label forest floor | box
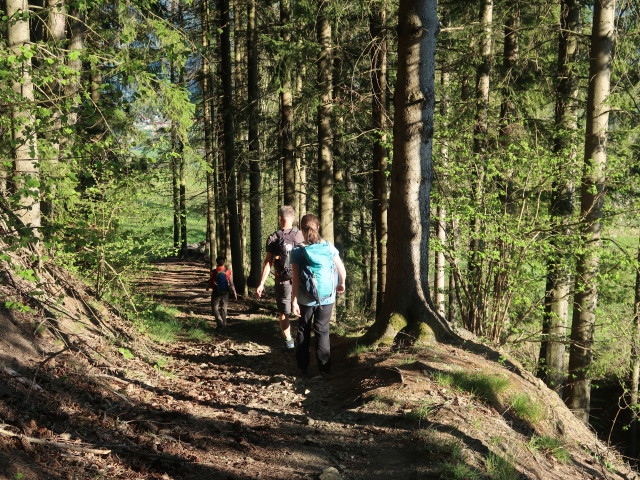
[0,257,639,479]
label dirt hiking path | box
[132,258,434,479]
[1,258,637,480]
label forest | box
[1,0,640,476]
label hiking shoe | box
[284,338,295,350]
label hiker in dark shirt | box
[207,256,238,328]
[291,214,346,376]
[256,205,305,350]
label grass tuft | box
[439,461,480,479]
[406,400,435,426]
[485,452,518,480]
[434,370,510,406]
[529,435,571,463]
[509,393,545,424]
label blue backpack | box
[299,242,336,305]
[214,269,229,293]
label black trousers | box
[296,302,334,374]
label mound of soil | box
[0,258,637,480]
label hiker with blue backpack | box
[291,214,346,376]
[207,256,238,328]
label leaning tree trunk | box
[370,3,389,314]
[538,0,580,394]
[317,0,334,242]
[8,0,41,235]
[566,0,615,424]
[363,0,456,347]
[218,0,246,292]
[246,0,263,287]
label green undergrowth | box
[529,435,571,463]
[433,370,510,406]
[432,370,545,425]
[485,452,519,480]
[133,303,212,344]
[509,393,545,423]
[416,431,481,479]
[407,399,436,426]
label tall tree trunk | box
[8,0,41,234]
[41,0,66,220]
[369,221,377,311]
[295,68,308,223]
[233,1,248,273]
[317,0,334,242]
[466,0,493,334]
[364,0,456,346]
[246,0,262,287]
[332,53,345,249]
[538,0,580,393]
[172,138,180,251]
[178,58,187,254]
[179,137,187,253]
[201,0,217,265]
[566,0,615,424]
[448,218,460,324]
[370,4,388,314]
[280,0,296,206]
[434,23,450,318]
[631,237,640,456]
[488,1,520,342]
[218,0,246,292]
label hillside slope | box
[0,255,637,480]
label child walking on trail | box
[291,214,346,376]
[207,256,238,328]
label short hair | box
[278,205,295,221]
[215,256,226,266]
[300,214,322,244]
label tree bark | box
[246,0,263,287]
[172,137,180,251]
[317,0,334,242]
[370,4,388,314]
[538,0,580,393]
[364,0,456,346]
[8,0,41,234]
[280,0,296,206]
[218,0,246,292]
[295,67,308,223]
[201,0,217,265]
[566,0,615,424]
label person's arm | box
[228,270,238,300]
[291,263,300,316]
[256,252,273,297]
[206,270,213,291]
[334,255,347,293]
